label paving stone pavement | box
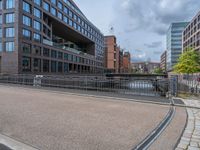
[176,99,200,150]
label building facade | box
[183,11,200,53]
[0,0,104,74]
[104,35,119,73]
[132,62,160,74]
[166,22,189,71]
[160,51,167,73]
[122,51,131,73]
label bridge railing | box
[0,74,169,97]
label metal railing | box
[0,74,169,97]
[169,74,200,96]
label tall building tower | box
[183,11,200,53]
[0,0,104,74]
[166,22,189,71]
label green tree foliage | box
[153,68,164,74]
[173,48,200,73]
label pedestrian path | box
[176,99,200,150]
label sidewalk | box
[176,99,200,150]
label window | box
[58,62,63,73]
[33,58,41,72]
[0,0,2,10]
[5,13,14,23]
[64,53,68,60]
[0,28,2,38]
[6,0,14,9]
[51,61,57,72]
[43,1,50,12]
[58,52,63,59]
[5,41,14,52]
[34,0,41,6]
[0,15,2,24]
[33,33,41,42]
[58,12,62,20]
[63,16,68,24]
[64,63,69,73]
[51,7,56,16]
[69,19,73,27]
[34,8,41,18]
[33,20,41,31]
[23,29,31,39]
[6,27,15,37]
[58,2,62,10]
[64,6,68,14]
[23,15,31,26]
[69,10,73,18]
[33,45,41,55]
[22,43,31,54]
[43,59,49,72]
[51,50,57,58]
[43,48,50,57]
[23,1,31,13]
[51,0,56,5]
[22,56,31,72]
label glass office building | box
[0,0,104,74]
[166,22,189,71]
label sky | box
[73,0,200,62]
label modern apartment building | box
[104,35,119,73]
[0,0,104,74]
[122,51,131,73]
[160,51,167,73]
[166,22,189,71]
[183,11,200,53]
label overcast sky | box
[73,0,200,62]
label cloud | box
[144,41,162,48]
[114,0,200,35]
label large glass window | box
[58,12,62,20]
[69,10,73,18]
[0,42,2,52]
[58,2,62,10]
[43,59,49,72]
[69,19,73,27]
[63,16,68,24]
[43,48,50,57]
[5,13,14,23]
[64,6,68,14]
[5,41,14,52]
[51,50,57,58]
[51,61,57,72]
[33,33,41,42]
[51,0,56,5]
[22,43,31,54]
[33,20,41,31]
[34,8,41,18]
[5,27,15,37]
[34,0,41,6]
[58,62,63,73]
[22,56,31,72]
[43,1,50,12]
[23,15,31,26]
[22,29,31,39]
[51,7,56,16]
[6,0,15,9]
[23,1,31,13]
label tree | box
[153,68,163,74]
[173,48,200,74]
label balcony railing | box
[43,39,95,58]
